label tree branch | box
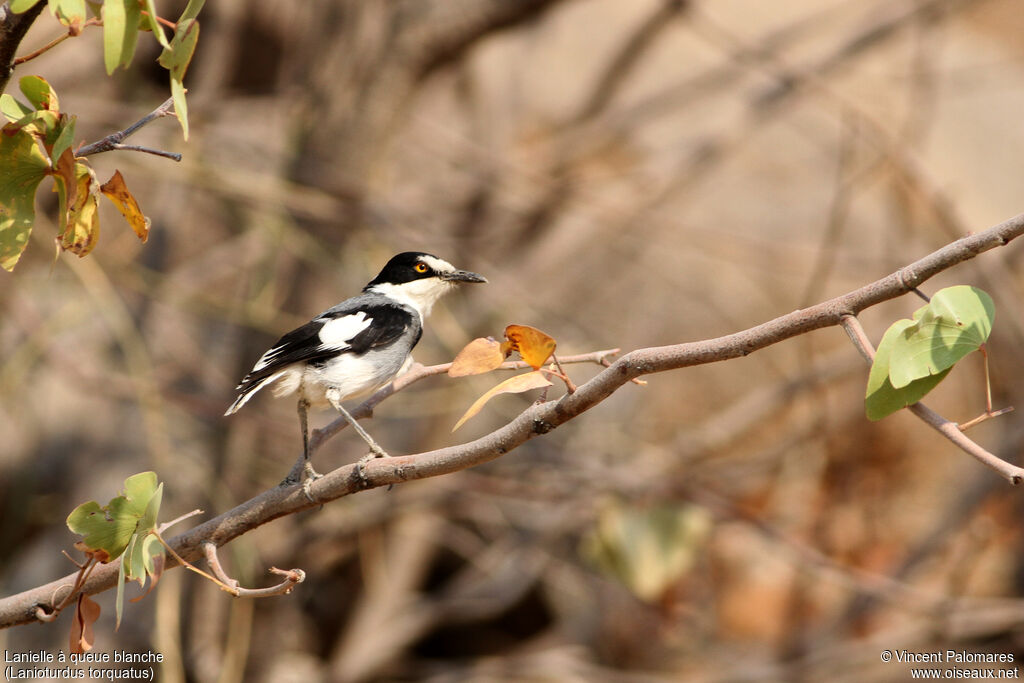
[76,98,181,161]
[2,211,1024,629]
[0,0,47,94]
[840,314,1024,484]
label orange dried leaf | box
[69,593,101,654]
[100,170,150,242]
[448,337,507,377]
[504,324,556,370]
[452,370,552,432]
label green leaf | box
[101,0,141,74]
[140,0,171,48]
[50,114,76,163]
[888,286,995,388]
[51,0,87,28]
[9,0,44,13]
[66,472,162,561]
[19,75,58,112]
[0,123,50,271]
[865,316,952,420]
[0,94,34,123]
[178,0,206,22]
[158,18,200,139]
[862,287,992,423]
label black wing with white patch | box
[342,304,421,355]
[233,303,418,394]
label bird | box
[226,251,487,496]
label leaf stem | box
[13,17,101,66]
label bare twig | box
[12,16,101,66]
[4,212,1024,628]
[201,542,305,598]
[839,315,1024,485]
[957,408,1014,432]
[153,532,235,594]
[76,98,181,161]
[158,508,204,533]
[549,354,576,393]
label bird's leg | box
[283,395,322,502]
[325,389,391,483]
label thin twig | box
[13,17,101,65]
[958,408,1014,432]
[839,315,1024,485]
[109,143,182,161]
[154,532,236,594]
[201,542,305,598]
[305,348,620,456]
[77,98,180,159]
[158,509,204,533]
[550,354,576,393]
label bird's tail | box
[224,372,283,416]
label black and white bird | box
[226,252,487,491]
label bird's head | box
[365,252,487,317]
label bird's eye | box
[414,263,429,273]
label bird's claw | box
[300,462,323,503]
[355,447,391,486]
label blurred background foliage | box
[4,0,1024,680]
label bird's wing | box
[232,303,417,395]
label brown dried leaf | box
[448,337,508,377]
[100,170,150,242]
[504,324,556,370]
[452,370,552,432]
[69,593,101,654]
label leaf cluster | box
[65,472,165,647]
[449,324,562,431]
[10,0,203,135]
[1,0,205,271]
[0,76,149,269]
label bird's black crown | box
[365,251,443,287]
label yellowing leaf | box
[19,75,58,112]
[452,370,552,432]
[504,324,556,370]
[101,170,150,241]
[61,163,100,256]
[0,122,50,270]
[448,337,508,377]
[69,593,101,654]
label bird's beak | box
[442,269,487,284]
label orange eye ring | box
[414,263,428,273]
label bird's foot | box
[354,447,391,486]
[302,461,324,502]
